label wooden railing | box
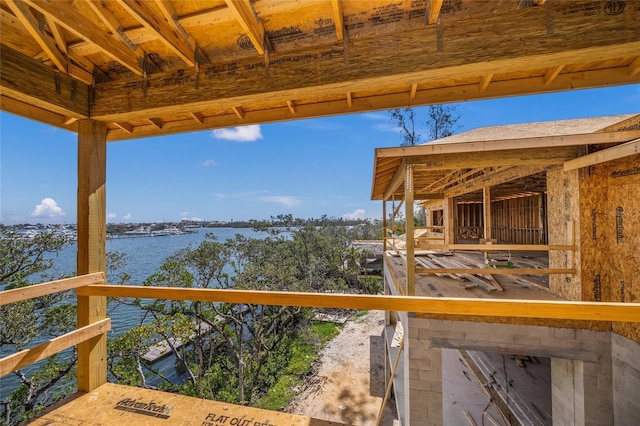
[2,274,638,383]
[0,273,111,377]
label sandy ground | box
[285,310,397,425]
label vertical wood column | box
[483,185,492,241]
[446,197,456,245]
[405,165,415,296]
[76,119,107,392]
[382,200,387,252]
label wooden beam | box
[409,83,418,101]
[483,186,492,240]
[426,0,444,25]
[148,117,163,129]
[479,74,492,92]
[232,106,245,120]
[346,91,352,108]
[415,244,575,251]
[384,159,407,201]
[0,273,105,306]
[629,56,640,76]
[0,95,77,132]
[563,139,640,171]
[76,120,108,392]
[153,0,205,64]
[89,4,640,122]
[405,165,415,296]
[224,0,269,55]
[114,121,133,134]
[0,45,88,118]
[77,285,640,323]
[444,166,549,198]
[544,65,564,85]
[330,0,344,41]
[0,319,111,376]
[190,112,204,124]
[86,0,146,61]
[5,0,67,72]
[416,268,575,275]
[47,17,68,54]
[22,0,143,76]
[378,130,640,158]
[286,100,296,114]
[119,0,195,66]
[100,67,640,137]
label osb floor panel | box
[27,383,343,426]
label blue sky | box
[1,85,638,225]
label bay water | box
[0,227,265,401]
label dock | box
[142,322,212,362]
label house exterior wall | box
[407,318,619,426]
[548,167,582,301]
[578,154,640,343]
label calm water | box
[0,227,266,401]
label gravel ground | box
[285,310,397,425]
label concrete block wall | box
[407,318,615,426]
[612,334,640,426]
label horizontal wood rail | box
[0,272,105,306]
[78,285,640,323]
[416,268,575,275]
[0,319,111,376]
[416,244,575,252]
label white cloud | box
[182,216,203,222]
[107,212,117,220]
[258,196,302,208]
[31,198,66,218]
[122,213,132,220]
[374,123,402,133]
[212,125,262,142]
[342,209,366,220]
[362,112,389,120]
[202,159,218,166]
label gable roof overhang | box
[1,0,639,141]
[371,115,640,201]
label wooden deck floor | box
[27,383,344,426]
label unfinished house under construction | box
[1,0,639,425]
[373,114,640,425]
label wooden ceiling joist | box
[330,0,345,41]
[224,0,270,55]
[287,100,296,114]
[425,0,444,25]
[544,65,564,85]
[232,106,245,120]
[0,95,77,132]
[5,0,67,73]
[47,17,68,55]
[479,74,492,93]
[86,0,146,61]
[148,118,163,129]
[444,166,550,198]
[346,92,352,108]
[22,0,144,76]
[189,112,204,124]
[114,122,133,133]
[118,0,196,67]
[410,84,418,101]
[89,4,640,123]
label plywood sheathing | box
[547,167,582,302]
[27,382,343,425]
[579,154,640,342]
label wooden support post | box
[76,119,107,392]
[382,200,387,252]
[405,166,415,296]
[483,186,492,241]
[446,197,456,245]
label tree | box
[0,231,73,425]
[390,104,461,146]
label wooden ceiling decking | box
[1,0,639,141]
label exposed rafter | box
[224,0,270,55]
[287,100,296,114]
[232,106,245,120]
[190,112,204,124]
[118,0,196,67]
[544,65,564,85]
[86,0,146,62]
[114,122,133,133]
[410,84,418,101]
[22,0,143,75]
[330,0,344,41]
[5,0,67,72]
[46,17,68,55]
[479,74,493,93]
[425,0,444,25]
[153,0,208,64]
